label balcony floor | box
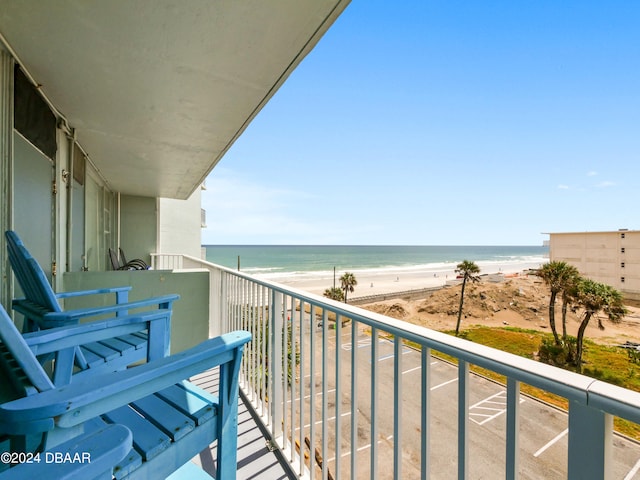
[188,368,295,480]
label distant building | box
[547,230,640,301]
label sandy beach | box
[271,260,545,298]
[267,261,640,345]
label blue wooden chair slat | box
[78,417,144,480]
[82,341,121,362]
[77,347,105,368]
[0,309,54,393]
[0,304,251,479]
[5,230,179,385]
[0,424,133,480]
[113,444,144,479]
[115,334,147,350]
[0,344,37,399]
[104,405,172,461]
[131,394,196,441]
[99,337,136,356]
[156,382,217,426]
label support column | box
[0,48,14,311]
[568,400,613,479]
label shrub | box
[538,336,576,367]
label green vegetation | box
[340,272,358,303]
[573,278,627,373]
[246,305,300,395]
[323,287,344,302]
[537,261,580,344]
[323,272,358,303]
[454,260,481,336]
[535,263,627,373]
[439,325,640,440]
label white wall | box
[157,187,202,258]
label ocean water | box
[203,245,548,281]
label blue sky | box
[202,1,639,246]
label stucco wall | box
[120,195,157,266]
[63,270,210,353]
[157,188,202,258]
[549,231,640,299]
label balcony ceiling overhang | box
[0,0,349,199]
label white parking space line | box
[401,360,447,375]
[431,378,458,391]
[469,391,525,426]
[378,348,413,362]
[403,366,421,374]
[534,429,568,458]
[287,388,336,404]
[327,435,394,462]
[342,338,402,351]
[342,339,375,350]
[624,457,640,480]
[296,411,352,432]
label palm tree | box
[323,287,344,302]
[574,278,626,373]
[559,270,581,341]
[340,272,358,303]
[455,260,480,336]
[537,261,580,345]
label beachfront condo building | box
[547,230,640,301]
[2,3,640,479]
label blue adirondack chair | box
[0,423,133,479]
[0,303,251,479]
[5,231,179,385]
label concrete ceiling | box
[0,0,349,199]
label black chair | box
[109,248,149,270]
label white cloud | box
[595,181,615,188]
[201,169,366,244]
[587,171,598,177]
[557,184,570,190]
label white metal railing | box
[153,253,640,479]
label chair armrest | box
[0,424,132,480]
[40,294,180,327]
[0,331,252,433]
[22,310,171,357]
[55,285,132,301]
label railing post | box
[393,336,403,480]
[309,304,317,480]
[458,360,469,480]
[209,269,227,336]
[321,308,329,480]
[207,266,219,338]
[370,327,379,479]
[506,378,520,480]
[421,347,431,480]
[568,400,613,480]
[271,290,284,443]
[350,319,358,480]
[335,313,343,477]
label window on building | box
[621,277,626,283]
[621,233,626,239]
[622,247,626,254]
[621,262,625,268]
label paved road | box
[283,317,640,479]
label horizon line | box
[201,244,548,248]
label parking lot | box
[283,321,640,479]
